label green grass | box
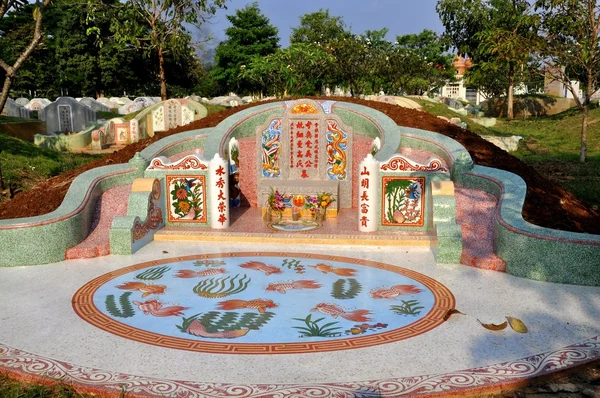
[96,110,122,120]
[0,133,102,197]
[203,103,227,115]
[490,107,600,207]
[0,373,98,397]
[412,98,493,136]
[0,115,34,123]
[413,98,600,208]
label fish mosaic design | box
[370,284,423,300]
[175,269,227,278]
[309,263,356,277]
[133,299,188,317]
[116,282,167,297]
[217,299,278,313]
[239,261,282,276]
[85,254,445,349]
[310,303,372,322]
[265,280,322,294]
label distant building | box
[544,66,583,99]
[440,55,486,105]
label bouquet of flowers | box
[267,188,286,218]
[317,192,335,210]
[304,195,319,215]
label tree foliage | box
[212,2,279,95]
[290,9,349,45]
[0,0,215,100]
[390,30,455,95]
[437,0,536,118]
[242,43,333,97]
[531,0,600,162]
[0,0,52,113]
[115,0,226,100]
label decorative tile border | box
[72,252,454,355]
[1,336,598,397]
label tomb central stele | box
[256,99,353,211]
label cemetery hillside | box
[1,97,599,236]
[1,1,600,397]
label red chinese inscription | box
[290,118,319,174]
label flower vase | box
[314,211,324,222]
[264,209,272,222]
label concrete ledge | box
[34,124,96,151]
[0,163,142,266]
[458,165,600,286]
[433,223,463,264]
[110,178,165,255]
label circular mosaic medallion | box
[73,252,454,354]
[268,220,322,232]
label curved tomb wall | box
[1,100,599,287]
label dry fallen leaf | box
[478,320,508,331]
[443,309,466,321]
[506,316,528,333]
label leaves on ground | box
[443,308,466,321]
[478,319,508,331]
[506,316,528,333]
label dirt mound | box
[1,97,598,234]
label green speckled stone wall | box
[457,166,600,286]
[0,163,141,266]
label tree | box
[437,0,535,118]
[116,0,226,100]
[212,2,279,94]
[328,29,390,97]
[532,0,600,162]
[290,9,349,45]
[0,0,164,99]
[242,43,333,97]
[0,0,53,113]
[392,30,455,95]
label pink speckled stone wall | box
[239,138,258,207]
[65,184,132,259]
[400,147,449,168]
[455,185,506,271]
[352,137,374,208]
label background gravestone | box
[1,98,33,119]
[38,97,97,134]
[118,97,157,115]
[15,98,30,106]
[25,98,51,111]
[80,97,111,113]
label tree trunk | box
[507,67,514,120]
[0,73,14,114]
[507,83,514,119]
[158,47,167,101]
[0,1,51,114]
[580,105,588,163]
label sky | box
[205,0,444,48]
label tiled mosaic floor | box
[73,252,454,354]
[1,242,599,397]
